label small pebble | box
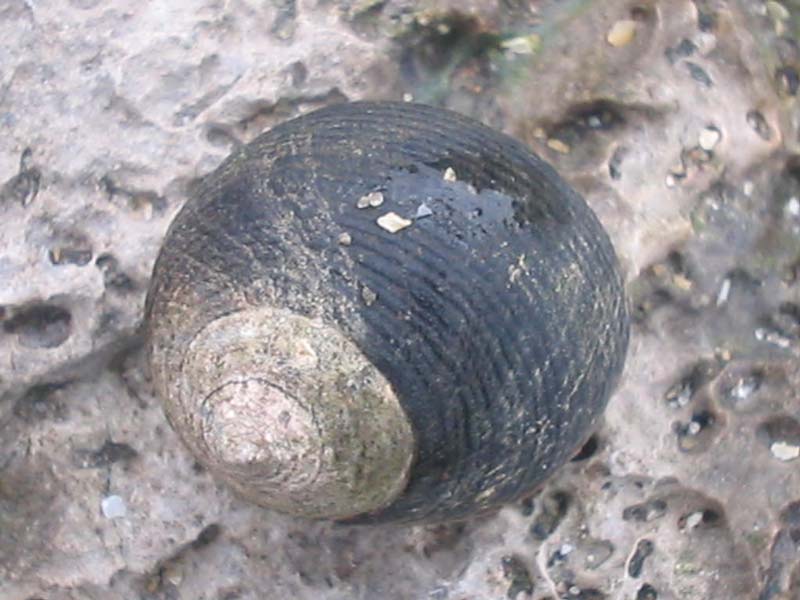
[771,441,800,461]
[698,127,721,151]
[402,92,414,102]
[547,138,571,154]
[377,212,412,233]
[338,232,352,246]
[443,167,457,182]
[101,495,127,519]
[607,20,637,47]
[357,190,384,209]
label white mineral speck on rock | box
[443,167,457,182]
[698,127,721,150]
[607,20,636,47]
[771,441,800,461]
[101,495,127,519]
[685,511,704,529]
[547,138,571,154]
[716,278,731,306]
[786,197,800,217]
[377,212,412,233]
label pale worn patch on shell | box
[168,306,415,519]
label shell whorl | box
[145,101,629,524]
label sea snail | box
[145,101,629,525]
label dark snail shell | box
[145,101,629,525]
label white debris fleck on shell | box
[377,212,413,233]
[443,167,457,182]
[607,20,637,47]
[357,191,384,208]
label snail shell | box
[145,101,629,525]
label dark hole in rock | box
[678,506,724,531]
[96,253,137,293]
[571,588,605,599]
[501,555,533,599]
[757,415,800,460]
[421,522,469,556]
[629,5,655,22]
[776,66,799,97]
[627,539,654,577]
[715,365,765,413]
[779,501,800,527]
[609,146,626,180]
[519,495,535,517]
[674,408,721,453]
[74,440,138,468]
[686,61,713,87]
[697,10,716,32]
[287,60,307,87]
[622,499,667,523]
[584,538,614,570]
[545,100,628,151]
[192,523,221,549]
[398,12,501,79]
[746,110,773,141]
[49,246,93,266]
[637,583,658,600]
[664,359,720,408]
[571,435,599,462]
[530,490,570,540]
[3,303,72,348]
[12,382,70,422]
[665,38,697,64]
[205,124,240,148]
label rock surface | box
[1,1,799,599]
